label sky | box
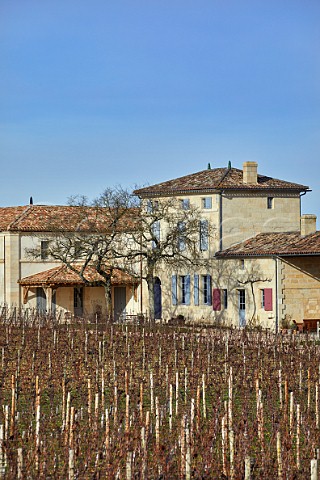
[0,0,319,219]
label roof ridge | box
[7,205,33,231]
[216,167,231,187]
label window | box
[261,288,273,311]
[222,289,228,309]
[74,287,83,316]
[177,222,186,251]
[74,241,82,258]
[172,275,178,306]
[202,197,212,209]
[261,289,265,308]
[199,220,209,251]
[180,198,190,210]
[240,259,245,269]
[239,289,246,310]
[40,240,49,260]
[180,275,190,305]
[202,275,212,305]
[152,221,160,248]
[147,200,159,212]
[172,274,190,305]
[267,197,274,209]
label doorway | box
[74,287,83,317]
[114,287,126,321]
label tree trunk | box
[250,282,257,324]
[146,273,155,323]
[103,277,113,321]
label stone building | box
[0,205,142,320]
[0,161,319,329]
[135,162,320,329]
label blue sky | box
[0,0,319,219]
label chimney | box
[243,161,258,184]
[301,214,317,236]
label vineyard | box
[0,318,320,478]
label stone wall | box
[281,256,320,322]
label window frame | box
[180,198,190,210]
[222,289,228,309]
[199,219,209,251]
[201,274,212,305]
[202,197,212,209]
[40,240,49,260]
[177,221,186,251]
[267,197,274,209]
[179,275,190,305]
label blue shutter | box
[194,274,199,306]
[207,275,212,305]
[200,220,209,251]
[185,275,190,305]
[172,275,178,305]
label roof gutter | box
[216,252,320,258]
[274,256,280,333]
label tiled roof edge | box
[7,205,32,231]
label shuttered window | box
[200,220,209,251]
[177,222,186,251]
[202,197,212,209]
[181,275,191,305]
[152,221,160,248]
[202,275,212,305]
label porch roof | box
[18,264,139,287]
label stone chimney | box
[301,214,317,236]
[243,161,258,184]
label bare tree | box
[27,187,139,318]
[127,197,213,321]
[27,188,212,322]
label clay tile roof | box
[0,206,29,230]
[134,167,309,196]
[216,231,320,257]
[18,264,139,287]
[0,205,138,232]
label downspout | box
[299,191,307,219]
[274,256,279,333]
[3,236,5,304]
[219,191,223,251]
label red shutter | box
[213,288,221,311]
[264,288,273,311]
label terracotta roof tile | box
[0,206,28,230]
[216,231,320,257]
[134,167,309,196]
[0,205,138,232]
[18,264,138,286]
